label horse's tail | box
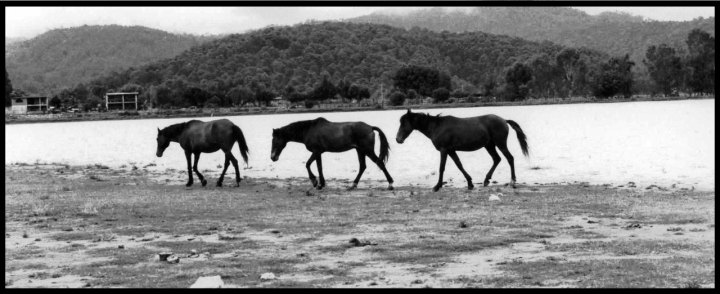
[371,126,390,164]
[232,124,250,164]
[506,120,530,157]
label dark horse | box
[156,119,249,187]
[395,109,529,192]
[270,117,394,190]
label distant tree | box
[556,48,587,98]
[393,65,452,97]
[504,62,533,101]
[358,86,371,102]
[432,88,450,103]
[685,29,715,95]
[312,76,337,101]
[183,87,210,107]
[407,89,418,100]
[255,89,275,107]
[227,86,255,107]
[49,96,62,108]
[643,44,684,96]
[591,55,635,98]
[347,84,360,101]
[206,95,222,108]
[5,68,13,107]
[83,97,102,112]
[388,91,407,106]
[288,92,305,104]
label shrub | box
[304,100,316,109]
[432,88,450,103]
[388,92,407,106]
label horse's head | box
[396,109,416,144]
[156,128,171,157]
[270,128,288,162]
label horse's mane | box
[160,122,187,138]
[278,118,325,137]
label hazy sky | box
[5,6,715,39]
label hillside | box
[83,21,607,105]
[348,7,715,66]
[5,25,218,94]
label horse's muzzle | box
[156,151,163,158]
[396,136,405,144]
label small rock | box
[459,221,469,228]
[269,229,281,234]
[34,238,41,242]
[118,245,124,249]
[166,255,180,264]
[412,279,423,284]
[349,238,377,247]
[62,227,74,232]
[158,252,173,261]
[189,275,224,288]
[489,194,501,201]
[191,249,198,255]
[260,273,276,281]
[369,281,378,286]
[587,220,599,224]
[187,238,195,241]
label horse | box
[156,119,249,187]
[395,109,529,192]
[270,117,394,190]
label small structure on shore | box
[105,92,139,111]
[9,96,48,114]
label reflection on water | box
[5,100,715,191]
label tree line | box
[4,23,714,110]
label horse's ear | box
[157,128,160,133]
[407,109,411,114]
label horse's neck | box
[165,123,187,142]
[416,116,440,138]
[284,121,313,143]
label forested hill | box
[85,21,607,100]
[5,25,218,94]
[348,7,715,66]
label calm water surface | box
[6,100,715,191]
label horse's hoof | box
[216,182,223,187]
[186,182,193,187]
[387,185,394,191]
[201,179,208,187]
[511,180,517,189]
[432,186,441,192]
[234,182,240,187]
[347,185,357,191]
[311,179,318,187]
[483,179,490,187]
[316,186,324,190]
[468,184,474,190]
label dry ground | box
[5,163,715,288]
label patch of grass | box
[489,256,715,288]
[566,229,608,239]
[84,246,157,267]
[148,240,259,255]
[51,231,96,242]
[548,239,704,256]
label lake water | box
[5,100,715,191]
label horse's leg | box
[305,153,318,187]
[228,153,241,187]
[366,151,394,190]
[483,142,502,187]
[185,150,194,187]
[433,151,448,192]
[496,142,516,188]
[192,152,207,187]
[315,152,325,190]
[448,151,473,190]
[348,149,366,190]
[216,152,231,187]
